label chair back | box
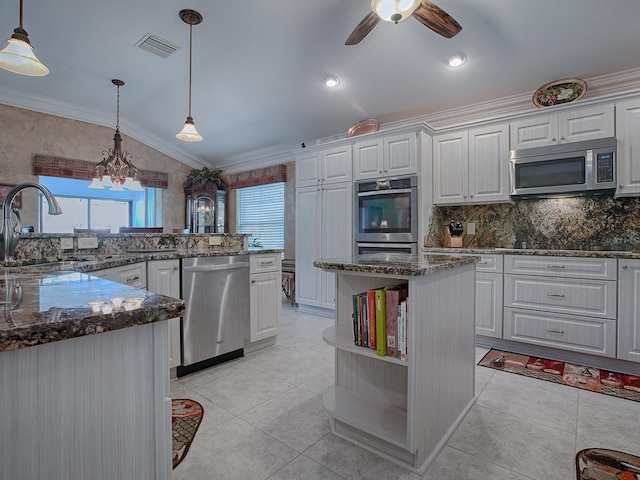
[119,227,163,233]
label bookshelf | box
[319,257,477,474]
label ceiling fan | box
[346,0,462,45]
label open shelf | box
[322,325,408,366]
[323,385,408,449]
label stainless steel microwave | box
[509,137,616,197]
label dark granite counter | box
[0,268,185,353]
[423,247,640,259]
[314,253,478,277]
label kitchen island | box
[314,253,478,474]
[0,265,184,480]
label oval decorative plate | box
[532,78,587,108]
[346,118,381,138]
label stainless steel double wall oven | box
[354,175,418,255]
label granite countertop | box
[314,253,478,277]
[423,247,640,259]
[0,268,185,353]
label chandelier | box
[89,79,143,191]
[0,0,48,76]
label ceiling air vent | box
[135,33,180,59]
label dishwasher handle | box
[183,262,249,273]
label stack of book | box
[351,284,408,361]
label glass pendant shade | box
[0,37,48,76]
[371,0,421,22]
[176,116,203,142]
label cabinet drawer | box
[112,263,147,289]
[503,307,616,357]
[250,254,281,273]
[475,254,503,273]
[504,274,616,319]
[504,255,616,280]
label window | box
[236,182,284,251]
[38,176,162,233]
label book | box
[385,284,408,359]
[398,299,408,361]
[375,289,386,356]
[352,294,359,345]
[367,290,376,349]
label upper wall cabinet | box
[296,145,353,187]
[615,99,640,197]
[433,124,510,205]
[353,132,417,180]
[509,104,614,150]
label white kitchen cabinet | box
[354,132,417,180]
[615,99,640,197]
[475,255,504,338]
[509,104,614,150]
[112,263,147,289]
[617,259,640,362]
[295,182,352,313]
[249,254,281,342]
[296,145,352,187]
[147,259,181,369]
[433,123,509,205]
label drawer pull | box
[126,276,140,283]
[260,261,274,265]
[546,293,565,298]
[477,261,488,265]
[547,265,565,269]
[546,329,565,335]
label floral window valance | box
[228,164,286,189]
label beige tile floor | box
[171,300,640,480]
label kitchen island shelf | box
[322,324,408,365]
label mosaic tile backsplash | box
[425,195,640,251]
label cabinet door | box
[615,99,640,197]
[476,272,503,338]
[509,115,558,149]
[618,259,640,362]
[112,263,147,289]
[384,132,417,177]
[322,146,353,184]
[558,104,614,143]
[433,131,468,205]
[321,182,353,310]
[147,259,181,369]
[296,152,321,187]
[353,138,384,180]
[295,186,323,308]
[468,124,510,203]
[249,271,281,341]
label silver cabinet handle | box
[260,261,274,265]
[547,293,565,298]
[173,266,179,270]
[477,261,488,265]
[547,329,564,334]
[251,280,256,284]
[126,276,140,283]
[547,265,565,269]
[623,265,629,269]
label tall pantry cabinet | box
[295,146,353,314]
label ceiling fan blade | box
[411,0,462,38]
[345,12,381,45]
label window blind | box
[236,182,284,250]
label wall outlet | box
[208,236,222,246]
[466,222,476,235]
[77,237,98,249]
[60,238,74,250]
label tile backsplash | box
[425,195,640,251]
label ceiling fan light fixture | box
[0,0,48,76]
[446,52,467,68]
[325,75,340,87]
[371,0,421,23]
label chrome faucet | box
[1,182,63,261]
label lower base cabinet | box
[248,254,281,345]
[618,259,640,362]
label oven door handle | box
[357,243,415,249]
[357,188,414,197]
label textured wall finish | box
[426,195,640,251]
[0,104,192,231]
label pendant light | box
[176,9,203,142]
[89,79,143,191]
[0,0,48,76]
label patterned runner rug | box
[478,349,640,402]
[172,398,204,469]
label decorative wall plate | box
[532,78,587,108]
[347,118,381,137]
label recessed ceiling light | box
[325,75,340,87]
[446,52,467,68]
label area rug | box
[172,399,203,469]
[478,349,640,402]
[576,448,640,479]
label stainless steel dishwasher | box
[180,255,249,371]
